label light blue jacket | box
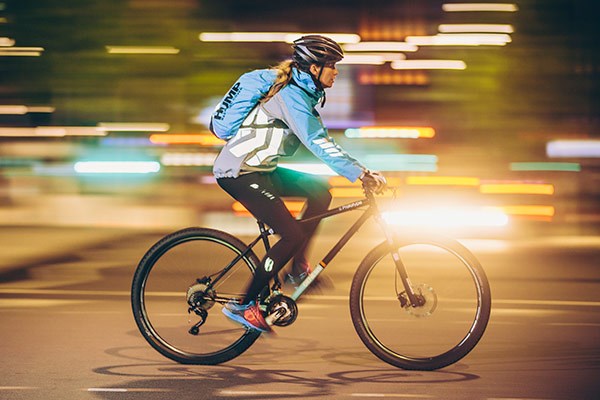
[213,67,365,182]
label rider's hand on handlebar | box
[360,170,387,194]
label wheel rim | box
[138,235,257,359]
[358,241,488,363]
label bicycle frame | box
[213,190,421,306]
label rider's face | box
[310,63,339,89]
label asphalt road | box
[0,225,599,400]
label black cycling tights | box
[217,168,332,304]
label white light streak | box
[546,140,600,158]
[442,3,519,12]
[199,32,360,44]
[279,163,337,176]
[105,46,180,55]
[343,41,419,52]
[406,34,511,46]
[337,54,386,65]
[391,60,466,70]
[438,24,514,33]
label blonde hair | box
[261,60,294,103]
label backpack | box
[209,69,277,140]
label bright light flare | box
[383,207,509,228]
[73,161,160,174]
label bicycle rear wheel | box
[131,227,261,365]
[350,235,491,370]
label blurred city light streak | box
[495,205,555,219]
[345,126,435,139]
[149,134,224,146]
[358,70,429,85]
[199,32,360,44]
[105,46,180,55]
[363,154,438,172]
[279,163,336,176]
[442,3,519,12]
[0,105,27,114]
[382,207,509,228]
[0,105,55,114]
[406,34,511,46]
[73,161,160,174]
[391,60,467,70]
[438,24,514,34]
[479,183,555,195]
[337,54,386,65]
[0,127,105,137]
[0,47,44,56]
[509,162,581,172]
[160,152,217,166]
[0,36,15,46]
[546,140,600,158]
[342,41,418,52]
[406,176,480,186]
[97,123,170,132]
[100,137,153,147]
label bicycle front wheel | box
[131,227,261,365]
[350,235,491,370]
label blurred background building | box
[0,0,598,236]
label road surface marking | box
[0,288,599,308]
[351,394,433,398]
[220,390,300,396]
[87,388,172,392]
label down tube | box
[291,209,373,301]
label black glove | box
[360,170,387,194]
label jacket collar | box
[292,67,323,101]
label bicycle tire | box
[350,235,491,370]
[131,227,261,365]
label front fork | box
[372,206,423,308]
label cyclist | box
[214,35,386,332]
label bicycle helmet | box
[292,35,344,69]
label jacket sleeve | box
[265,89,365,182]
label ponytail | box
[261,60,294,103]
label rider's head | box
[292,35,344,89]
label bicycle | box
[131,186,491,370]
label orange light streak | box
[406,176,480,186]
[480,183,555,195]
[149,134,225,146]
